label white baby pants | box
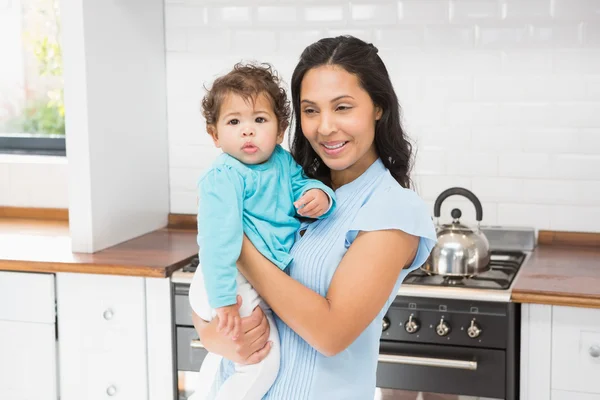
[188,270,280,400]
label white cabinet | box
[0,271,58,400]
[521,304,600,400]
[56,273,149,400]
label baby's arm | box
[284,149,337,219]
[197,167,245,331]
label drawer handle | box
[191,339,205,350]
[590,345,600,358]
[103,309,114,320]
[378,353,477,371]
[106,385,117,396]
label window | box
[0,0,65,156]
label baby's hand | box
[294,189,330,218]
[215,304,241,340]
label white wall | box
[165,0,600,233]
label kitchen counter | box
[511,245,600,309]
[0,218,198,278]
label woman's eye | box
[303,108,317,114]
[255,117,266,123]
[336,105,352,111]
[227,119,239,125]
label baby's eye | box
[227,119,240,125]
[255,117,266,123]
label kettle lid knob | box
[451,208,462,220]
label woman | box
[193,35,437,399]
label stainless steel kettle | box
[421,187,491,277]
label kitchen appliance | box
[171,226,534,400]
[422,187,491,277]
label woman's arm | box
[192,300,272,364]
[238,230,419,357]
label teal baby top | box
[196,145,336,309]
[210,157,437,399]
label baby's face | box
[209,92,283,165]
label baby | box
[188,62,336,400]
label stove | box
[171,225,536,400]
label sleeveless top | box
[210,158,437,399]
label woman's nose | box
[317,113,336,136]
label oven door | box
[376,342,506,400]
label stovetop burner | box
[402,251,526,290]
[182,256,199,273]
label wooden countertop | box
[0,218,198,278]
[512,245,600,309]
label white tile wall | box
[159,0,600,233]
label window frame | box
[0,134,66,156]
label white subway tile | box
[398,0,450,24]
[391,76,423,103]
[416,175,472,201]
[498,104,554,127]
[445,103,500,126]
[165,5,205,29]
[501,50,553,74]
[471,128,521,152]
[497,203,552,229]
[442,51,503,75]
[165,29,187,52]
[424,25,475,48]
[424,76,473,102]
[350,3,397,24]
[474,76,586,101]
[446,152,498,176]
[206,6,252,26]
[550,103,600,127]
[412,126,471,150]
[578,129,600,154]
[577,180,600,206]
[450,0,502,22]
[550,205,600,233]
[530,24,582,47]
[552,0,600,21]
[471,177,523,202]
[170,190,198,214]
[584,23,600,47]
[374,27,425,49]
[520,179,579,205]
[303,6,345,23]
[553,154,600,180]
[412,149,447,175]
[477,25,530,48]
[257,6,298,24]
[520,128,580,153]
[586,76,600,101]
[499,153,552,178]
[232,30,277,54]
[503,0,552,20]
[278,29,323,55]
[553,50,600,74]
[187,29,231,53]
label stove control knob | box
[404,314,420,334]
[382,316,390,332]
[467,319,482,338]
[436,317,451,336]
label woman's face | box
[299,65,382,183]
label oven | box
[375,297,520,400]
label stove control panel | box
[381,297,515,349]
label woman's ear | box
[207,125,220,147]
[375,106,383,121]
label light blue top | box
[210,158,437,399]
[196,145,336,309]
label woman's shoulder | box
[364,171,429,215]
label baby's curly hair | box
[201,62,291,134]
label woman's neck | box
[330,149,379,191]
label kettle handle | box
[433,187,483,222]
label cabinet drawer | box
[57,273,148,400]
[0,271,55,323]
[552,306,600,395]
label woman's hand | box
[192,296,272,365]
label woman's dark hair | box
[290,35,413,188]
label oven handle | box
[378,353,477,371]
[190,340,205,350]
